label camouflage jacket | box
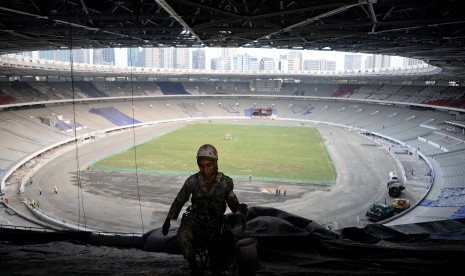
[167,171,240,220]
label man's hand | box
[237,203,248,215]
[162,217,171,236]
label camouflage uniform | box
[167,171,240,259]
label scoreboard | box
[250,79,281,92]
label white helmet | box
[196,144,218,160]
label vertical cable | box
[64,2,87,257]
[67,6,86,231]
[129,15,145,234]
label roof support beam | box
[154,0,205,46]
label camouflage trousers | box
[178,210,223,259]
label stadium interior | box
[1,1,465,275]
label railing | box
[0,223,52,232]
[24,201,143,236]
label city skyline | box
[23,47,418,72]
[114,47,408,71]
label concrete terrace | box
[1,81,464,233]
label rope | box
[68,11,86,231]
[129,14,145,234]
[66,3,88,257]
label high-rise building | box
[232,54,249,71]
[71,49,90,64]
[213,47,237,70]
[249,56,259,71]
[93,49,103,64]
[277,55,289,71]
[259,57,276,70]
[127,48,139,67]
[324,60,336,71]
[141,47,162,68]
[174,48,190,69]
[303,59,313,71]
[21,51,33,58]
[93,48,115,65]
[210,58,218,70]
[288,51,303,71]
[233,54,259,71]
[365,54,391,69]
[216,56,231,70]
[58,50,70,62]
[304,59,336,71]
[192,49,206,70]
[102,48,115,65]
[161,47,174,69]
[344,54,362,70]
[38,50,55,60]
[403,57,424,66]
[136,49,146,67]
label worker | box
[162,144,247,275]
[54,186,58,194]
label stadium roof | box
[1,0,465,76]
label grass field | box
[91,123,337,183]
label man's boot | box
[188,257,201,276]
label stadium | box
[1,1,465,275]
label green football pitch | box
[91,123,337,184]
